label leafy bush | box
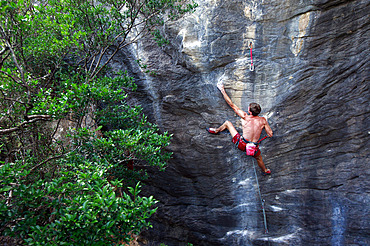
[0,161,157,245]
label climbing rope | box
[252,158,269,234]
[249,42,254,71]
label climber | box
[207,80,273,175]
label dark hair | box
[249,103,261,116]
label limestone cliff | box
[113,0,369,245]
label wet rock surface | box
[115,0,369,245]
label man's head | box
[249,103,261,116]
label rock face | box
[115,0,369,245]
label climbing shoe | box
[262,169,271,176]
[206,128,219,134]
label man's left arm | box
[217,82,247,118]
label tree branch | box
[25,152,66,179]
[0,115,51,135]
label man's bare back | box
[241,116,266,142]
[241,113,273,142]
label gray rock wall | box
[115,0,369,245]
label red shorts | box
[232,133,261,157]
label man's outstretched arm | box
[217,81,247,118]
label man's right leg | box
[254,154,271,174]
[210,120,238,138]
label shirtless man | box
[207,81,273,175]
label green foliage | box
[0,68,172,243]
[0,161,157,245]
[0,0,196,244]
